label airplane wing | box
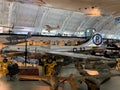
[45,25,60,32]
[48,51,113,61]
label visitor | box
[6,61,19,81]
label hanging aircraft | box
[45,25,60,32]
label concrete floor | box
[0,62,120,90]
[100,76,120,90]
[0,75,50,90]
[0,75,120,90]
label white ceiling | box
[6,0,120,16]
[0,0,120,39]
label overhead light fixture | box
[80,6,101,16]
[85,69,99,75]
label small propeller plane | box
[45,25,60,32]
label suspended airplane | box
[45,25,60,32]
